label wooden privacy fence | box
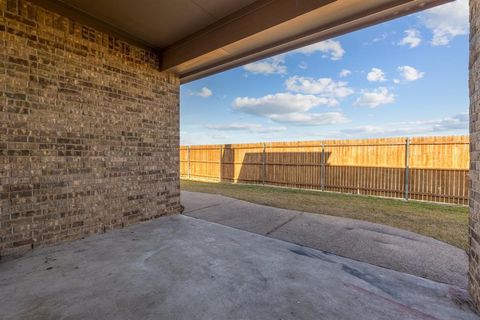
[180,136,470,205]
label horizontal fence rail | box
[180,136,469,205]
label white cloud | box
[428,112,468,131]
[233,93,349,126]
[233,93,334,115]
[243,55,287,75]
[341,113,468,137]
[354,87,395,108]
[342,125,404,136]
[210,133,229,140]
[367,68,387,82]
[285,76,354,101]
[268,112,349,126]
[298,62,308,70]
[339,69,351,78]
[398,29,422,48]
[242,39,344,76]
[363,32,396,45]
[393,79,400,84]
[398,66,424,81]
[205,123,286,133]
[294,39,345,60]
[189,87,213,98]
[372,33,388,43]
[421,0,468,46]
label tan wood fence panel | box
[179,146,189,178]
[188,145,222,181]
[265,142,323,189]
[222,143,264,184]
[180,136,469,205]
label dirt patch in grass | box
[181,179,469,250]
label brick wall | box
[0,0,180,256]
[471,0,480,310]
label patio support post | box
[469,0,480,311]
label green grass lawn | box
[181,179,469,250]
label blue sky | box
[180,0,469,145]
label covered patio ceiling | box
[32,0,451,82]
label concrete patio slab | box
[182,191,468,288]
[0,215,476,320]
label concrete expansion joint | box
[181,199,239,214]
[265,213,301,236]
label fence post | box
[187,146,191,180]
[262,143,266,185]
[404,138,410,200]
[219,145,223,182]
[321,142,325,191]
